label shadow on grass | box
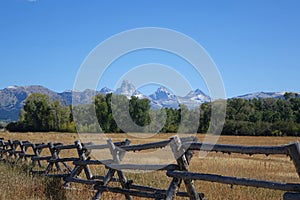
[45,178,67,200]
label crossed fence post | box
[166,136,201,200]
[16,140,28,163]
[31,143,55,173]
[93,138,132,200]
[63,140,93,187]
[7,140,18,160]
[0,138,6,159]
[31,143,45,168]
[45,142,63,173]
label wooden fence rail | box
[0,137,300,200]
[187,141,300,177]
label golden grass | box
[0,131,299,200]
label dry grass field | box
[0,131,299,200]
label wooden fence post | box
[45,142,62,173]
[166,136,201,200]
[0,139,5,159]
[107,139,132,200]
[16,140,25,163]
[286,142,300,177]
[93,139,131,200]
[64,140,93,187]
[31,143,43,168]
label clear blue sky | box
[0,0,299,97]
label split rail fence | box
[0,136,300,200]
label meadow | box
[0,131,299,200]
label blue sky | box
[0,0,299,97]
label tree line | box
[6,92,300,136]
[6,94,76,132]
[222,92,300,136]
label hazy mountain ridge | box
[0,82,297,121]
[236,91,299,100]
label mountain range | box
[0,81,297,122]
[235,92,288,100]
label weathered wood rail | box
[0,136,300,200]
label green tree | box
[129,96,151,127]
[22,93,52,131]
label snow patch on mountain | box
[7,86,18,89]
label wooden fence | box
[0,136,300,200]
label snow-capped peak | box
[99,87,113,94]
[184,89,211,102]
[115,80,136,97]
[149,86,177,101]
